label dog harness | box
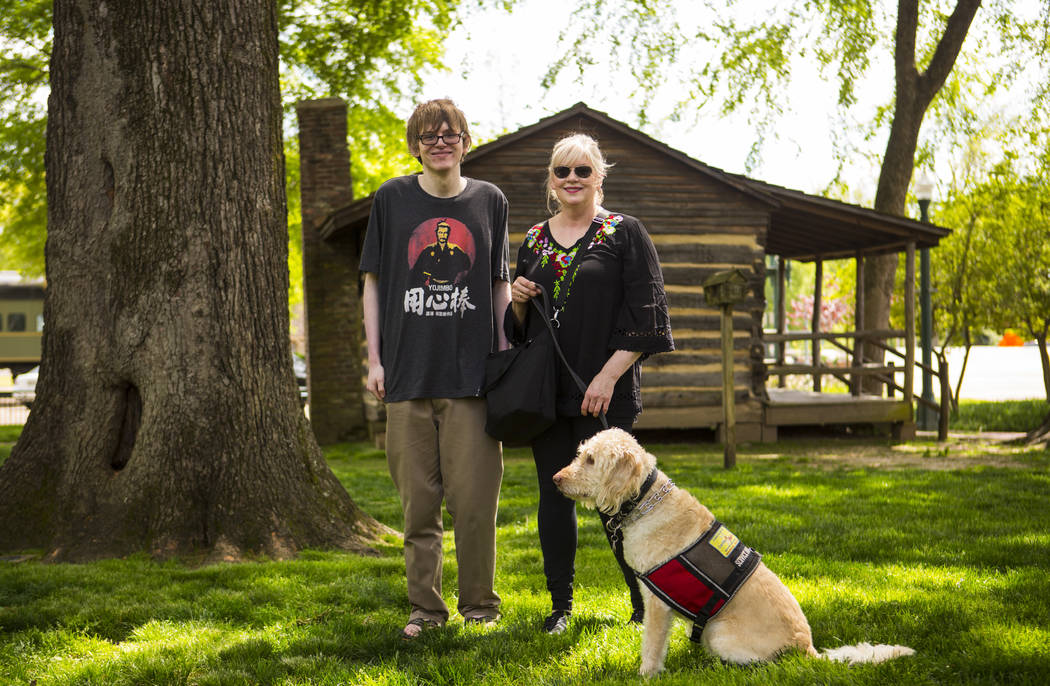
[637,519,762,643]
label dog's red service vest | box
[637,519,761,642]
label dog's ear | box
[594,439,647,514]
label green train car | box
[0,280,44,376]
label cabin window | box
[7,313,26,332]
[36,314,44,331]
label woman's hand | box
[510,276,542,323]
[582,370,617,417]
[511,276,541,303]
[582,350,643,417]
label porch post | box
[776,257,787,387]
[811,258,823,392]
[904,242,916,407]
[852,252,865,396]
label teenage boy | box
[360,99,511,640]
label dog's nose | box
[552,472,562,486]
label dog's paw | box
[639,663,664,678]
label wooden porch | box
[636,241,953,441]
[765,389,912,432]
[635,388,916,439]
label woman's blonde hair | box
[545,133,613,214]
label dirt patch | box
[750,431,1044,470]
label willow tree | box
[553,0,1049,390]
[0,0,387,561]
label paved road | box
[945,345,1047,401]
[0,398,29,426]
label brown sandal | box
[400,617,438,640]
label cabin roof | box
[320,102,949,260]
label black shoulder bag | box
[481,284,558,443]
[482,220,608,443]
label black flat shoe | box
[543,609,571,634]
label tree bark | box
[0,0,389,561]
[1036,333,1050,403]
[861,0,981,393]
[1026,409,1050,447]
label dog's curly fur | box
[553,428,915,676]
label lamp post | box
[916,174,935,431]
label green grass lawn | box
[1,432,1049,685]
[948,399,1049,432]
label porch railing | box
[764,329,951,440]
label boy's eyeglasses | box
[553,165,593,179]
[418,132,464,146]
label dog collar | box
[605,468,659,542]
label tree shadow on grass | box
[273,607,636,683]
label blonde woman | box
[507,133,674,633]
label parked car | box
[293,355,308,405]
[12,365,38,408]
[11,360,306,410]
[12,361,308,409]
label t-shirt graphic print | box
[405,217,478,319]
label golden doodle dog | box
[553,428,914,676]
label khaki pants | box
[386,397,503,624]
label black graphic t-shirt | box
[360,175,510,402]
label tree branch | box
[894,0,920,91]
[918,0,982,104]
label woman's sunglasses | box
[552,165,593,179]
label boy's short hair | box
[406,99,472,159]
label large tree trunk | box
[0,0,389,562]
[861,0,980,394]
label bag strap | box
[550,216,607,316]
[530,283,608,430]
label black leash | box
[529,285,605,426]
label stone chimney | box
[295,98,364,443]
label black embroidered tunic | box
[506,213,674,419]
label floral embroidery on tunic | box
[525,214,624,303]
[587,214,625,250]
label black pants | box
[531,414,644,613]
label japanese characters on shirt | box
[404,216,478,319]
